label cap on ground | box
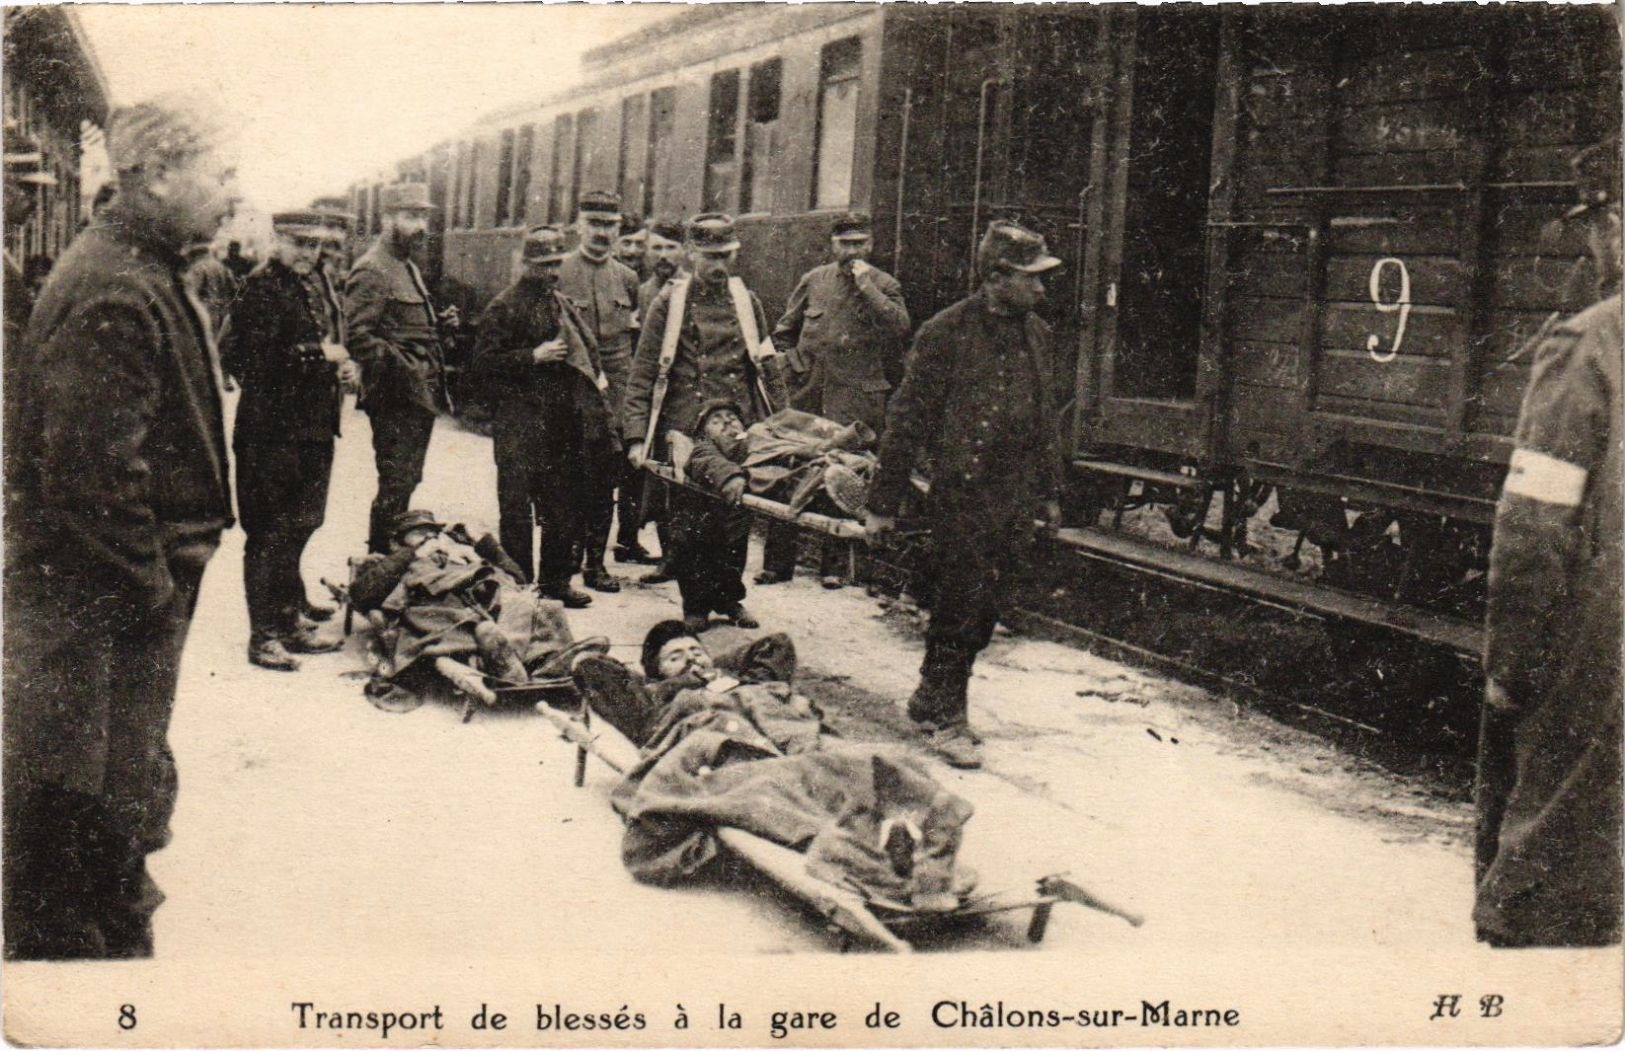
[521,224,570,263]
[576,190,622,217]
[980,220,1062,274]
[379,182,435,213]
[1567,140,1621,219]
[107,95,228,175]
[831,211,873,241]
[390,509,445,539]
[686,213,740,253]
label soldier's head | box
[686,213,740,286]
[616,212,648,270]
[107,95,241,245]
[271,215,324,275]
[642,619,714,681]
[977,221,1060,316]
[1568,140,1622,294]
[390,509,445,550]
[520,224,570,288]
[378,182,434,256]
[695,400,747,445]
[830,211,873,265]
[647,218,686,281]
[575,191,622,262]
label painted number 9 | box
[1366,256,1412,363]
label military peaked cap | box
[390,509,445,539]
[831,211,873,240]
[521,224,570,263]
[686,213,740,253]
[980,220,1062,274]
[619,212,647,237]
[576,190,622,217]
[379,182,436,213]
[648,218,686,243]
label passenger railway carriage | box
[350,4,1621,613]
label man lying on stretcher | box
[350,509,605,697]
[572,621,977,911]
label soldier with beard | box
[558,191,643,587]
[344,183,451,554]
[617,212,649,283]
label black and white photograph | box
[2,1,1621,1046]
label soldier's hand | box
[440,306,462,329]
[626,441,645,468]
[865,511,897,545]
[720,477,747,505]
[336,359,361,392]
[321,340,349,363]
[850,259,872,279]
[532,338,568,364]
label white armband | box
[1503,447,1587,507]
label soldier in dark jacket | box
[223,215,357,670]
[632,218,691,586]
[866,222,1065,770]
[469,225,616,608]
[761,211,911,588]
[623,214,788,629]
[3,97,238,959]
[558,190,644,587]
[345,182,450,554]
[1476,142,1623,948]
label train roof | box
[3,8,111,127]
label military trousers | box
[3,534,216,959]
[366,403,436,554]
[236,436,335,641]
[491,404,593,591]
[582,344,636,568]
[668,489,750,617]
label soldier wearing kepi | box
[866,221,1065,770]
[344,182,452,554]
[558,190,644,588]
[4,96,239,958]
[224,214,358,671]
[761,210,911,588]
[617,212,649,283]
[468,225,615,609]
[632,217,693,586]
[1476,140,1623,948]
[623,213,788,631]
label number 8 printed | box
[1365,256,1411,363]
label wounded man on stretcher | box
[573,621,977,912]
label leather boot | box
[906,643,971,728]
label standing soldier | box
[344,182,451,554]
[469,225,615,608]
[623,213,788,631]
[1476,141,1622,948]
[223,214,358,671]
[760,211,911,588]
[4,97,238,958]
[632,217,692,586]
[865,221,1065,769]
[617,212,649,283]
[558,190,644,586]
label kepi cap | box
[830,211,872,241]
[619,212,647,237]
[686,213,740,254]
[521,224,570,264]
[1566,140,1621,219]
[389,509,445,539]
[576,190,622,218]
[648,218,686,243]
[980,220,1062,274]
[379,182,436,214]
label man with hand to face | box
[222,214,355,671]
[468,225,617,608]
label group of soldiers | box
[2,87,1620,961]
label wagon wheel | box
[1164,467,1213,540]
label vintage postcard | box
[3,1,1621,1047]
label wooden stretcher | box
[642,462,867,540]
[534,687,1144,953]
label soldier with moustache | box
[1475,140,1623,948]
[344,183,456,554]
[631,217,692,586]
[866,221,1066,770]
[223,213,359,671]
[557,190,644,587]
[468,225,615,608]
[761,211,911,588]
[617,212,649,283]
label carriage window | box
[704,69,742,212]
[814,37,862,210]
[513,123,534,225]
[741,58,782,214]
[572,107,600,216]
[548,114,573,223]
[645,87,677,217]
[494,128,516,228]
[619,96,645,212]
[464,141,481,228]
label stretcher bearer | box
[224,213,357,670]
[761,210,910,588]
[866,221,1066,770]
[1476,140,1622,948]
[633,218,692,585]
[558,190,644,589]
[623,213,789,631]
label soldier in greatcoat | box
[1476,141,1623,948]
[3,97,239,959]
[223,214,358,670]
[761,211,911,588]
[344,182,452,554]
[468,225,616,608]
[623,213,789,631]
[558,190,644,588]
[631,218,692,585]
[866,221,1065,769]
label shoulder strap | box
[404,259,439,328]
[728,275,775,416]
[644,275,690,454]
